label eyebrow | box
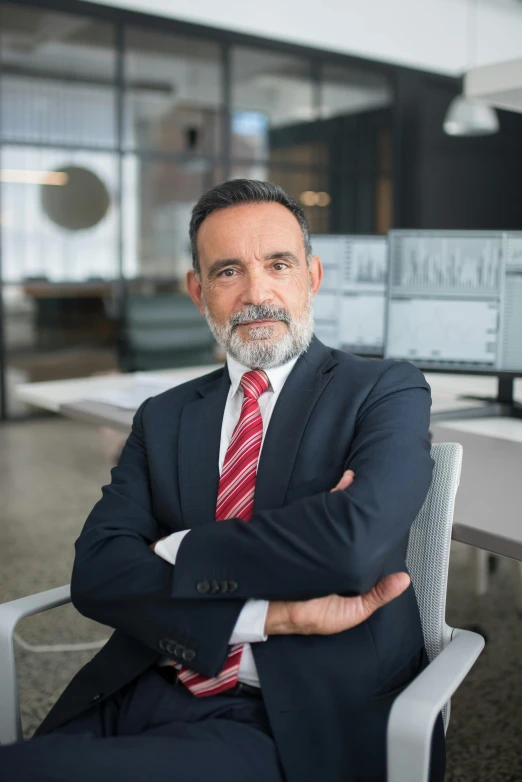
[264,251,300,265]
[206,251,301,279]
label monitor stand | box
[431,375,522,422]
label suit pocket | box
[372,647,426,701]
[285,461,347,503]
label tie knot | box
[240,370,269,400]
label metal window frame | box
[0,0,458,420]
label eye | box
[219,268,237,277]
[273,262,288,271]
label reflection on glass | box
[231,164,331,234]
[0,6,116,148]
[123,157,216,280]
[1,146,119,282]
[124,28,222,154]
[231,47,314,160]
[2,282,120,416]
[320,64,392,120]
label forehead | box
[197,202,305,258]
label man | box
[0,179,444,781]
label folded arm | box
[70,399,246,678]
[170,361,434,603]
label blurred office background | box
[2,0,522,419]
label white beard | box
[203,293,314,370]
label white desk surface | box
[16,365,223,413]
[431,423,522,561]
[17,369,522,415]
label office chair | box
[0,444,484,779]
[387,442,485,782]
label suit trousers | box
[0,668,285,782]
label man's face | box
[186,202,323,368]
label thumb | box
[362,572,411,614]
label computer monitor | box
[384,230,522,418]
[312,234,387,356]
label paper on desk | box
[82,373,194,410]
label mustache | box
[229,304,291,330]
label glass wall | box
[0,0,394,418]
[0,5,119,416]
[122,27,224,283]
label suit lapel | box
[254,337,339,512]
[178,367,230,527]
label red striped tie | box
[176,369,270,697]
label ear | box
[186,269,206,316]
[308,255,323,297]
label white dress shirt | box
[155,352,299,687]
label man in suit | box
[0,179,445,781]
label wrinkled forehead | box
[196,202,307,267]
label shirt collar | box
[226,352,299,398]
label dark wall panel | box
[395,74,522,231]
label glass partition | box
[0,1,395,418]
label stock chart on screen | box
[312,234,387,355]
[385,231,522,372]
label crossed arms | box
[71,361,433,678]
[150,470,411,640]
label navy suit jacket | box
[36,337,445,782]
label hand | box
[265,572,411,636]
[330,469,355,492]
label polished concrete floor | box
[0,416,521,781]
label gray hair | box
[189,179,312,277]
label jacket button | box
[159,639,168,651]
[174,645,185,658]
[228,580,238,593]
[197,581,210,594]
[219,580,229,593]
[210,580,220,594]
[183,649,196,663]
[166,642,176,655]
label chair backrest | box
[406,441,463,729]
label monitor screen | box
[384,231,522,373]
[312,234,387,355]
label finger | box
[330,470,355,493]
[361,572,411,615]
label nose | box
[241,266,274,307]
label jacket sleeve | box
[171,361,434,602]
[70,399,244,678]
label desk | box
[431,423,522,561]
[16,368,522,562]
[17,365,223,414]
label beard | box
[203,292,314,370]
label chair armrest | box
[387,628,485,782]
[0,585,71,746]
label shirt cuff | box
[229,599,269,644]
[154,530,190,565]
[154,530,268,644]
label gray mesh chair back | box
[406,441,463,730]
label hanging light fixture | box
[443,97,499,136]
[443,0,499,137]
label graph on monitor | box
[385,231,522,372]
[312,234,387,354]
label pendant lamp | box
[443,0,499,137]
